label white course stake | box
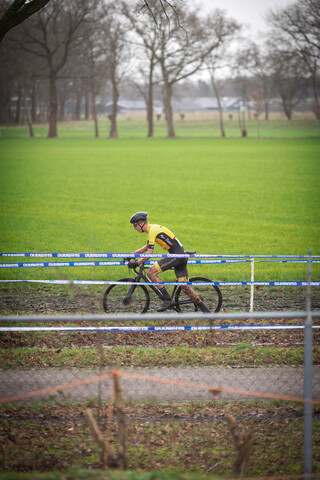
[250,258,254,312]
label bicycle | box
[102,250,223,314]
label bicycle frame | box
[128,264,177,299]
[127,264,191,308]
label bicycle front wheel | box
[175,277,222,313]
[103,278,150,314]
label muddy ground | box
[0,284,319,349]
[1,284,319,315]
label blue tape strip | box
[0,261,123,269]
[0,259,251,269]
[0,279,319,286]
[1,253,319,259]
[1,325,319,333]
[261,260,320,264]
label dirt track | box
[1,284,319,315]
[1,366,320,403]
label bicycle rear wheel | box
[103,278,150,314]
[175,277,222,313]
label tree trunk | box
[109,79,119,139]
[92,92,99,138]
[210,73,225,138]
[58,81,68,121]
[282,97,292,120]
[31,84,36,123]
[23,89,34,137]
[0,92,9,123]
[310,73,320,120]
[237,102,247,137]
[59,97,66,121]
[75,89,81,120]
[147,73,154,138]
[264,99,269,121]
[162,72,175,138]
[85,91,89,120]
[48,74,58,137]
[146,57,155,138]
[15,88,21,124]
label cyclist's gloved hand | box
[123,257,131,263]
[128,260,139,269]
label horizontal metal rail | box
[0,311,319,323]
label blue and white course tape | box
[1,324,319,333]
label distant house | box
[193,97,241,110]
[193,97,219,110]
[105,96,254,115]
[105,100,163,115]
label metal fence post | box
[304,250,313,476]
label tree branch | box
[0,0,51,42]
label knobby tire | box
[175,276,222,313]
[103,278,150,314]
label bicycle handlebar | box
[123,258,147,275]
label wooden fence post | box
[84,370,128,470]
[226,414,254,477]
[113,369,128,470]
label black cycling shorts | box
[154,257,188,281]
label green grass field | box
[0,117,319,283]
[0,117,320,479]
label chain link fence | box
[0,308,319,477]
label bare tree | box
[203,10,241,137]
[131,64,159,137]
[74,16,111,138]
[267,0,320,119]
[0,35,43,131]
[240,42,273,121]
[135,0,185,30]
[127,3,228,138]
[0,0,187,43]
[0,0,51,42]
[268,47,306,120]
[8,0,97,137]
[82,38,107,138]
[100,4,132,139]
[232,50,252,137]
[123,2,160,137]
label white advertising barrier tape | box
[0,279,320,286]
[1,325,319,333]
[0,259,251,269]
[1,252,320,259]
[1,259,320,269]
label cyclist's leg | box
[147,262,172,305]
[175,262,200,302]
[176,263,211,312]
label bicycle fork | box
[122,282,139,305]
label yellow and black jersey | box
[147,224,184,253]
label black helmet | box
[130,212,148,224]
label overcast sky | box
[189,0,294,36]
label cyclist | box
[127,212,210,312]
